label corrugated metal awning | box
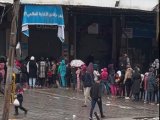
[0,0,159,11]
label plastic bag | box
[13,98,20,106]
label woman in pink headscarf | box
[0,63,5,80]
[0,63,5,92]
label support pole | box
[2,0,20,119]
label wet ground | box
[0,88,159,120]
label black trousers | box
[39,78,45,87]
[15,101,27,114]
[90,98,103,118]
[125,79,132,97]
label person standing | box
[155,74,159,105]
[100,68,109,95]
[93,64,100,82]
[27,56,38,88]
[58,59,66,87]
[147,67,156,104]
[124,66,133,99]
[108,70,116,97]
[131,67,141,101]
[71,67,77,90]
[144,72,149,103]
[0,63,5,93]
[66,63,72,88]
[76,67,81,91]
[14,84,27,116]
[89,78,105,120]
[20,64,28,89]
[38,57,47,88]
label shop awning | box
[21,0,158,11]
[0,0,158,11]
[0,0,12,4]
[22,5,65,42]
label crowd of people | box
[0,54,159,118]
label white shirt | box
[93,70,100,81]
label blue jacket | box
[58,60,66,76]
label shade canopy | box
[0,0,158,11]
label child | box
[89,77,105,120]
[14,83,27,116]
[47,69,53,88]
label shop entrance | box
[28,26,62,59]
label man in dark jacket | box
[89,78,105,120]
[27,56,38,88]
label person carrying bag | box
[14,83,28,116]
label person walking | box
[27,56,38,88]
[89,78,105,120]
[14,84,27,116]
[81,68,93,107]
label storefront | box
[20,5,65,60]
[0,0,158,68]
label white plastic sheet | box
[0,0,158,11]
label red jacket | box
[100,68,108,81]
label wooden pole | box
[2,0,20,120]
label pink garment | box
[110,84,117,96]
[100,68,108,81]
[144,73,149,91]
[15,60,21,68]
[76,68,81,90]
[0,63,5,79]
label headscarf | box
[87,62,94,74]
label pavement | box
[0,88,159,120]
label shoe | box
[150,103,155,105]
[25,110,28,115]
[101,115,106,118]
[125,97,130,100]
[89,117,93,120]
[14,113,19,116]
[82,105,87,107]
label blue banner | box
[22,5,65,42]
[126,22,156,38]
